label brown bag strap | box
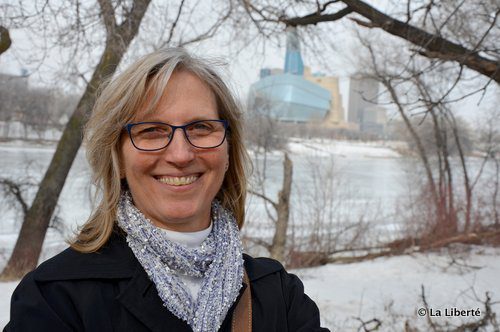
[232,269,252,332]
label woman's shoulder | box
[6,233,140,332]
[242,254,307,294]
[242,254,330,331]
[242,253,284,281]
[31,231,136,282]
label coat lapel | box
[117,263,192,332]
[117,263,253,332]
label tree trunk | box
[448,113,472,233]
[0,26,11,56]
[0,0,151,281]
[493,157,500,226]
[383,80,439,204]
[270,152,293,263]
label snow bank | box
[294,246,500,330]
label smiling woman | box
[120,70,229,232]
[5,48,330,332]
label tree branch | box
[165,0,185,46]
[176,2,232,47]
[282,6,353,27]
[244,236,271,250]
[279,0,500,83]
[248,189,278,211]
[341,0,500,83]
[0,178,29,217]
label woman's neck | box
[159,222,213,248]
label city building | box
[247,27,331,123]
[303,67,344,127]
[247,27,386,135]
[347,75,387,136]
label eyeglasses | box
[124,119,229,151]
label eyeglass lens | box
[129,120,226,150]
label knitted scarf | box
[117,192,244,332]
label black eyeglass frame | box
[124,119,229,151]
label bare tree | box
[269,152,293,262]
[354,25,499,247]
[289,154,373,268]
[476,105,500,228]
[0,0,151,280]
[246,109,294,263]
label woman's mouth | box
[155,175,200,186]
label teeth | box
[157,175,198,186]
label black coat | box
[4,232,330,332]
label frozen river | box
[1,138,494,242]
[0,139,408,243]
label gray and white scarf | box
[117,192,244,332]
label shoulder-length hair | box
[71,48,250,253]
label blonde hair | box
[71,48,250,253]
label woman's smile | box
[155,174,201,186]
[120,70,229,232]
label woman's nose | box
[163,129,195,166]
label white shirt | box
[160,223,213,301]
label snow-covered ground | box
[1,244,499,330]
[294,246,500,330]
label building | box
[303,67,344,126]
[360,106,387,136]
[347,76,379,123]
[347,75,387,135]
[247,27,386,135]
[247,27,333,123]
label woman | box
[5,48,329,332]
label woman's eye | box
[138,127,158,134]
[143,127,160,133]
[195,124,211,130]
[189,122,213,132]
[137,126,169,137]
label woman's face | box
[120,70,229,232]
